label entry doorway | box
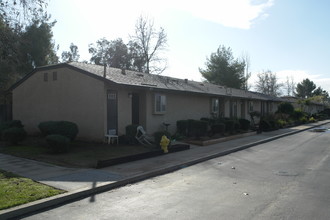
[107,90,118,134]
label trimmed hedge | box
[177,119,208,138]
[176,120,189,136]
[2,127,27,144]
[224,120,235,133]
[211,123,225,135]
[0,120,24,140]
[277,102,294,115]
[260,119,272,131]
[239,119,250,131]
[38,121,78,141]
[190,120,208,138]
[46,135,70,153]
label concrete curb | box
[1,121,329,219]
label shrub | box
[125,124,139,145]
[125,124,139,137]
[46,135,70,153]
[176,120,189,136]
[154,131,172,146]
[269,120,278,130]
[234,120,240,132]
[211,123,226,135]
[0,120,24,140]
[239,119,250,131]
[190,120,208,138]
[260,119,272,131]
[38,121,78,141]
[309,117,316,123]
[291,109,305,121]
[224,120,235,133]
[277,102,294,115]
[299,116,308,124]
[276,119,287,128]
[2,127,27,144]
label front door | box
[107,90,118,133]
[132,93,139,125]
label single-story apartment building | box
[9,62,283,141]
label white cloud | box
[172,0,274,29]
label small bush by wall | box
[211,123,225,135]
[260,119,272,131]
[38,121,79,141]
[176,120,189,136]
[190,120,208,138]
[239,119,250,131]
[46,135,70,153]
[2,127,27,144]
[0,120,24,140]
[125,124,139,145]
[277,102,294,115]
[224,120,235,133]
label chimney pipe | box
[121,68,126,75]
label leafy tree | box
[89,38,132,69]
[312,86,329,98]
[255,70,283,97]
[199,45,246,89]
[0,14,58,94]
[61,43,80,62]
[20,15,58,70]
[0,0,48,28]
[130,15,168,74]
[295,78,316,98]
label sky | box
[48,0,330,94]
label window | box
[249,101,254,112]
[154,94,166,114]
[44,72,48,82]
[53,72,57,81]
[211,98,219,116]
[230,101,237,118]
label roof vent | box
[103,64,106,78]
[184,79,188,83]
[121,68,126,75]
[137,73,144,77]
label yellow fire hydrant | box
[160,135,170,153]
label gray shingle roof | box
[68,62,281,101]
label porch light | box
[128,93,133,98]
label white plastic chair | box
[135,126,153,145]
[105,129,119,145]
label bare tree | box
[284,76,295,96]
[241,52,251,90]
[255,70,283,97]
[130,15,167,74]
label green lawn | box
[0,137,156,168]
[0,169,64,210]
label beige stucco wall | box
[13,67,106,141]
[144,92,211,134]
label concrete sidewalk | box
[1,120,329,219]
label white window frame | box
[211,98,219,116]
[249,101,254,112]
[154,93,166,114]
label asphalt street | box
[21,128,330,220]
